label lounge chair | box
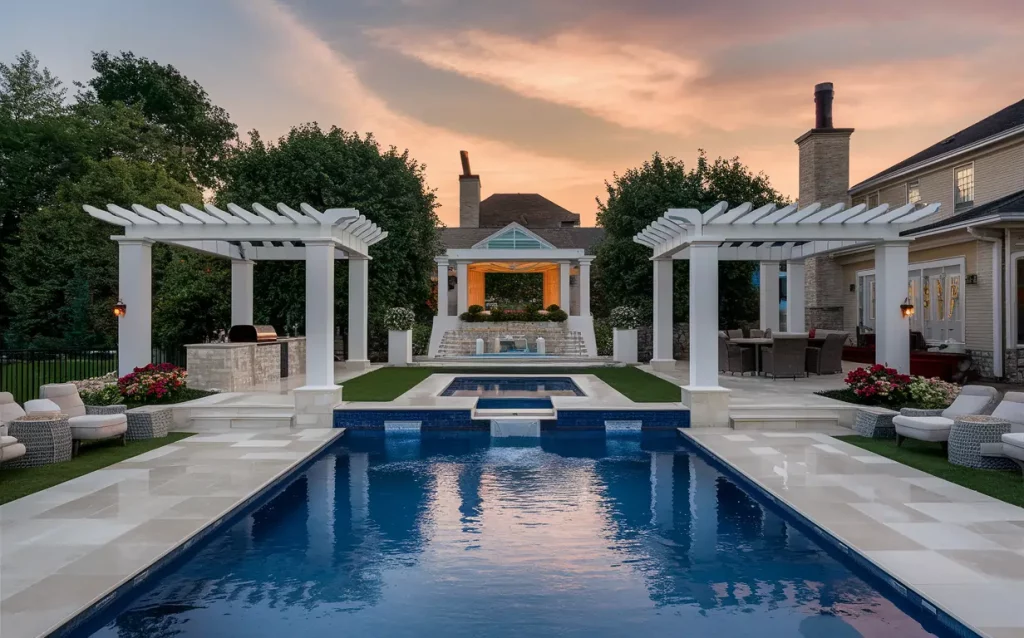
[991,393,1024,475]
[761,334,809,379]
[806,332,847,375]
[0,392,28,464]
[893,385,1000,449]
[719,335,755,375]
[27,383,128,455]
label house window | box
[1016,259,1024,344]
[867,192,880,208]
[486,228,545,250]
[954,164,974,209]
[907,181,921,204]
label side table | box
[126,405,172,441]
[854,406,898,439]
[6,415,73,468]
[948,415,1016,469]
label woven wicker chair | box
[806,332,847,375]
[34,383,128,455]
[749,329,764,338]
[719,335,755,375]
[0,393,28,465]
[726,329,743,339]
[893,385,1000,449]
[761,335,809,379]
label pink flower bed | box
[118,363,188,401]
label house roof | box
[478,194,581,228]
[902,187,1024,236]
[851,98,1024,193]
[440,226,605,253]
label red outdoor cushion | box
[809,328,816,338]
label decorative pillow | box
[808,328,816,338]
[943,394,992,419]
[24,399,62,417]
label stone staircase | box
[437,322,588,357]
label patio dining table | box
[728,337,773,374]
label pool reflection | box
[86,432,945,638]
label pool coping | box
[678,428,983,638]
[43,430,345,638]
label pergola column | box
[117,239,153,377]
[348,256,370,369]
[786,260,806,333]
[436,258,449,317]
[759,261,781,333]
[559,261,571,311]
[230,259,254,326]
[875,241,910,373]
[651,258,674,371]
[682,241,730,427]
[303,240,336,386]
[578,257,592,317]
[456,261,468,314]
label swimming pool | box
[73,433,953,637]
[440,376,585,397]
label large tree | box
[79,51,237,188]
[594,151,786,327]
[218,125,441,342]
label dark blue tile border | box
[680,431,981,638]
[554,409,689,430]
[53,434,343,638]
[333,409,482,430]
[334,408,690,431]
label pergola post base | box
[346,360,371,371]
[650,359,676,372]
[293,385,343,429]
[682,385,731,428]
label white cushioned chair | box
[892,385,1000,449]
[30,383,127,455]
[0,392,28,464]
[994,393,1024,476]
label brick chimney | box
[796,83,854,330]
[459,150,480,228]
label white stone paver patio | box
[0,428,343,638]
[683,428,1024,638]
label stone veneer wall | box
[637,323,690,363]
[967,349,995,379]
[286,338,306,376]
[186,338,307,391]
[253,343,281,386]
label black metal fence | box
[0,347,188,404]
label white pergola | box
[633,201,941,426]
[84,202,387,394]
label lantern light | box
[900,297,915,319]
[113,299,127,318]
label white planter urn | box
[388,330,412,366]
[613,328,638,364]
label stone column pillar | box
[117,239,153,377]
[651,258,674,371]
[875,241,911,373]
[348,256,370,370]
[436,258,449,318]
[759,261,781,332]
[456,261,468,314]
[786,260,806,333]
[303,240,336,386]
[230,259,254,327]
[559,261,571,311]
[683,241,730,427]
[579,257,592,317]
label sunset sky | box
[3,0,1023,226]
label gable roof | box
[440,226,605,253]
[470,222,556,250]
[478,194,580,228]
[902,187,1024,236]
[851,98,1024,193]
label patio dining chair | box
[719,335,755,376]
[749,329,764,338]
[806,332,846,375]
[760,335,809,379]
[727,329,743,339]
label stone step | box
[729,412,841,431]
[187,414,295,431]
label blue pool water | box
[75,433,951,637]
[441,376,584,397]
[475,397,553,409]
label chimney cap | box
[814,82,834,93]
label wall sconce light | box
[113,299,127,318]
[900,297,915,318]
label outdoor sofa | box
[27,383,128,455]
[0,392,28,464]
[892,385,1000,449]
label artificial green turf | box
[338,365,681,403]
[0,432,193,505]
[836,435,1024,508]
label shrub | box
[609,306,641,330]
[546,309,568,322]
[593,317,613,356]
[79,384,123,406]
[467,304,484,314]
[383,307,415,331]
[118,363,188,402]
[412,322,432,356]
[844,364,912,407]
[907,376,960,409]
[546,304,561,312]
